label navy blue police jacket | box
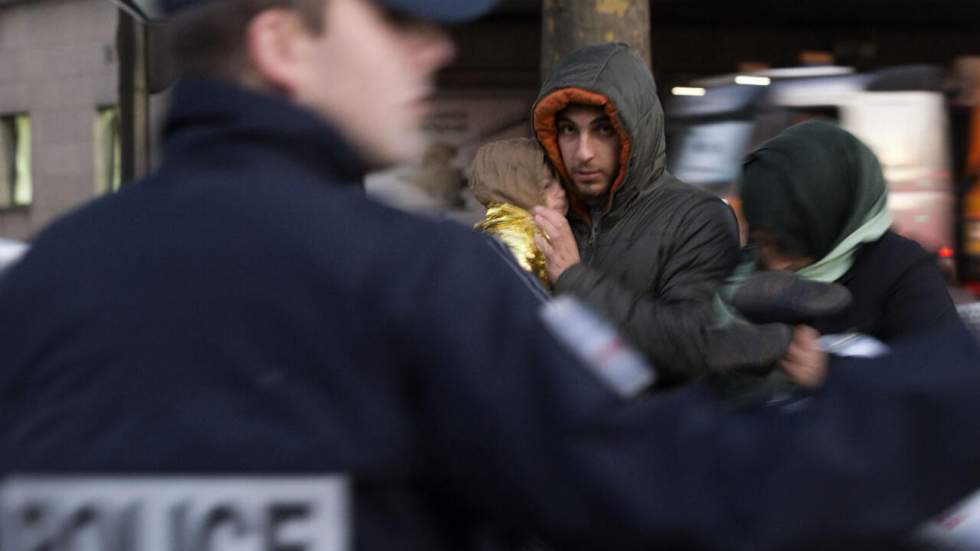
[1,78,980,551]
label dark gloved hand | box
[731,270,852,325]
[704,321,793,375]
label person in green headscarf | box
[735,119,962,388]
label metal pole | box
[117,9,151,184]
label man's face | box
[556,105,620,207]
[291,0,455,167]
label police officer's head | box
[166,0,494,166]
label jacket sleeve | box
[553,197,740,385]
[401,230,980,551]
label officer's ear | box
[243,8,314,96]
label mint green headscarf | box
[739,119,892,282]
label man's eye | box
[557,124,575,135]
[597,124,615,137]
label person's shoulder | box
[660,175,715,196]
[877,230,928,251]
[26,178,133,251]
[649,175,731,212]
[846,231,942,292]
[330,191,527,273]
[349,196,551,306]
[860,230,933,265]
[654,176,736,226]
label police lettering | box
[4,499,314,551]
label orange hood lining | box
[532,87,632,220]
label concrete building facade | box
[0,0,118,241]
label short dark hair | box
[167,0,326,80]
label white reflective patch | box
[914,488,980,551]
[0,475,349,551]
[819,333,890,358]
[540,297,656,398]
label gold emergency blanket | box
[475,203,550,287]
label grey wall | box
[0,0,117,240]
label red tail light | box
[939,246,955,258]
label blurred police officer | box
[1,1,980,550]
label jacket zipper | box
[585,208,603,264]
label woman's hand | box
[779,325,828,388]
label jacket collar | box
[163,77,368,184]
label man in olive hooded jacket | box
[532,43,740,386]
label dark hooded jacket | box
[532,43,740,386]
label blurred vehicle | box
[666,64,970,286]
[0,239,28,275]
[958,301,980,338]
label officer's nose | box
[408,23,456,75]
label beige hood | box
[468,138,553,211]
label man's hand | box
[779,325,828,388]
[532,207,581,282]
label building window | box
[94,106,121,194]
[0,114,32,209]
